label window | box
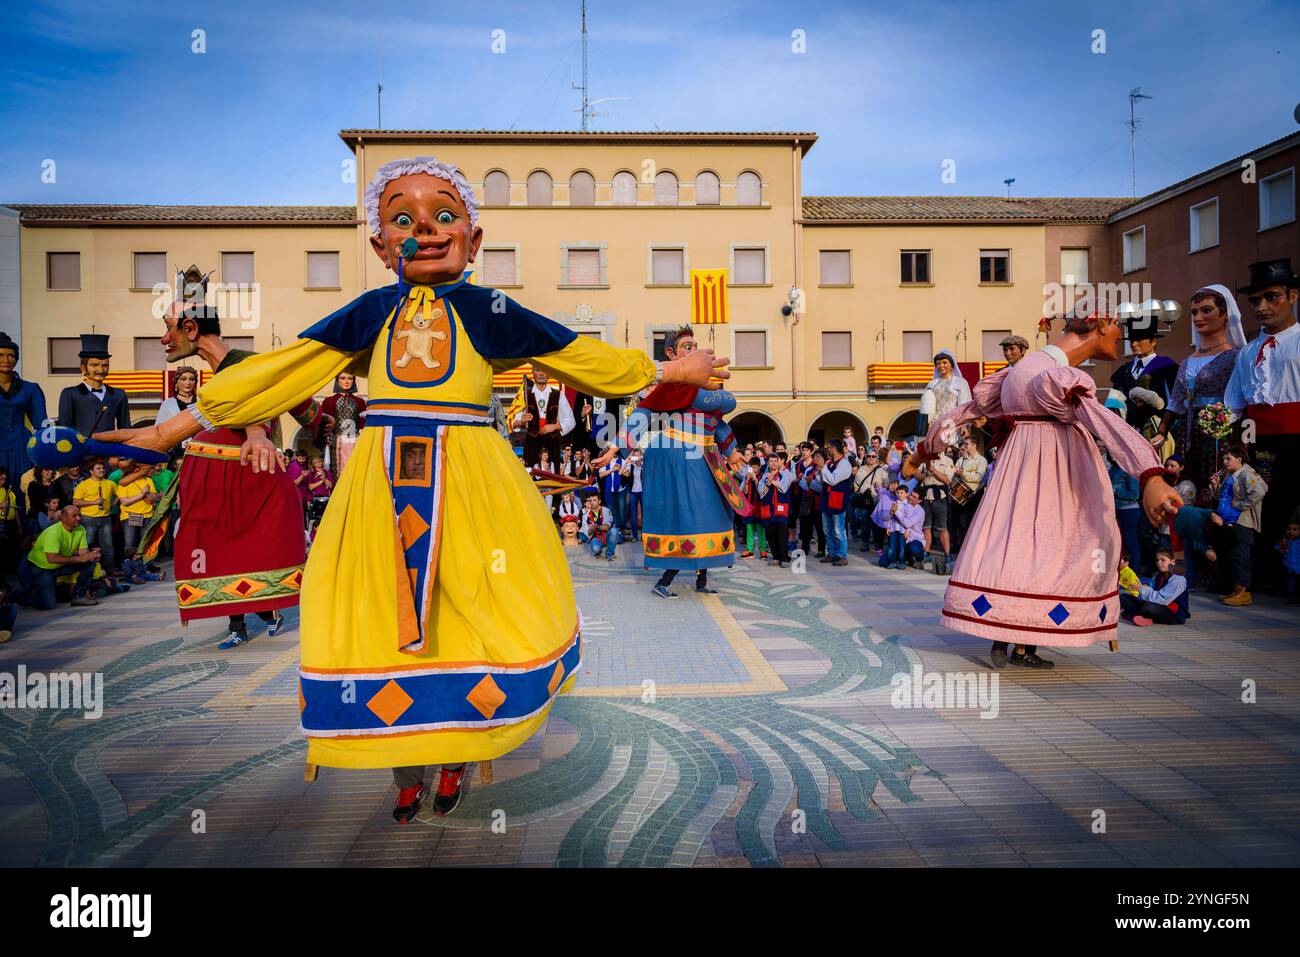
[565,248,602,286]
[654,171,679,206]
[901,331,932,363]
[1122,226,1146,272]
[731,246,767,285]
[982,330,1011,362]
[133,336,166,371]
[900,250,930,284]
[1190,198,1219,252]
[821,332,851,367]
[221,252,254,285]
[819,250,851,285]
[47,252,80,290]
[481,248,517,286]
[526,170,553,206]
[1260,168,1295,230]
[734,330,768,367]
[979,249,1010,284]
[650,247,685,285]
[225,336,255,352]
[612,170,637,206]
[650,330,673,361]
[483,170,510,205]
[133,252,167,290]
[48,337,81,374]
[736,171,762,206]
[569,171,595,207]
[1060,248,1089,286]
[306,251,340,289]
[695,171,720,205]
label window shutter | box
[902,331,933,363]
[306,252,339,288]
[133,336,166,371]
[133,252,167,289]
[482,249,516,286]
[654,171,679,206]
[567,249,600,285]
[526,171,553,206]
[982,330,1011,362]
[49,337,82,373]
[484,171,510,205]
[820,250,850,285]
[652,249,683,284]
[613,171,637,205]
[569,172,595,206]
[48,252,80,290]
[1060,248,1089,285]
[695,171,720,205]
[733,248,765,284]
[1264,171,1294,228]
[821,332,851,367]
[736,172,761,205]
[735,330,766,366]
[221,252,254,285]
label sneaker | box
[652,584,678,599]
[70,596,100,607]
[1009,651,1055,669]
[832,557,848,566]
[696,585,719,595]
[990,643,1008,669]
[433,766,467,817]
[218,631,252,650]
[393,783,428,824]
[266,613,285,637]
[739,550,753,558]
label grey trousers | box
[393,764,465,788]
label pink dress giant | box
[924,347,1165,647]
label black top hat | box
[78,333,112,359]
[1237,258,1300,295]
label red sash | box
[1246,401,1300,436]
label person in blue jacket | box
[1119,549,1189,625]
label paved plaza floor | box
[2,542,1298,868]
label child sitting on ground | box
[121,546,166,584]
[1119,548,1189,626]
[1277,520,1300,606]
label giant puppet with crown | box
[100,157,728,821]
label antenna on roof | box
[570,1,623,129]
[377,36,384,129]
[1003,177,1015,199]
[1128,87,1153,197]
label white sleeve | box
[558,390,576,436]
[1223,348,1251,417]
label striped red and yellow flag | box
[691,269,728,325]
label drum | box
[948,480,973,505]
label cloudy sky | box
[1,0,1296,205]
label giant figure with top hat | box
[57,333,131,436]
[100,157,726,822]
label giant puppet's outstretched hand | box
[1141,477,1182,528]
[663,348,730,390]
[95,408,202,454]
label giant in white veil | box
[1191,283,1247,349]
[919,349,972,426]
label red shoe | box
[739,550,753,558]
[1132,615,1154,627]
[392,783,427,824]
[433,765,467,817]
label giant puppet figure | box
[57,334,130,436]
[625,324,750,599]
[101,157,726,821]
[909,306,1182,670]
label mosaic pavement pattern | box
[1,540,1298,868]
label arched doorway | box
[808,409,869,449]
[729,410,784,449]
[888,408,921,442]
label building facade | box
[4,128,1295,447]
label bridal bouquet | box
[1197,402,1233,440]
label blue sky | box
[1,0,1296,205]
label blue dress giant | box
[627,387,744,571]
[0,376,47,490]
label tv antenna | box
[571,1,624,129]
[376,36,383,129]
[1003,177,1015,199]
[1128,87,1153,197]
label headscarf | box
[1191,283,1246,350]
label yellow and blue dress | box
[192,274,657,769]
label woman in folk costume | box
[917,349,972,434]
[318,371,367,476]
[1150,284,1245,490]
[625,325,750,599]
[103,157,726,822]
[909,308,1182,670]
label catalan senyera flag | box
[691,269,728,325]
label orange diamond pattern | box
[547,661,565,696]
[279,568,304,590]
[466,674,507,720]
[367,679,414,727]
[221,576,267,599]
[175,583,210,606]
[397,504,430,548]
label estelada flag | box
[691,269,728,325]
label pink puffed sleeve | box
[1029,365,1167,489]
[921,366,1011,455]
